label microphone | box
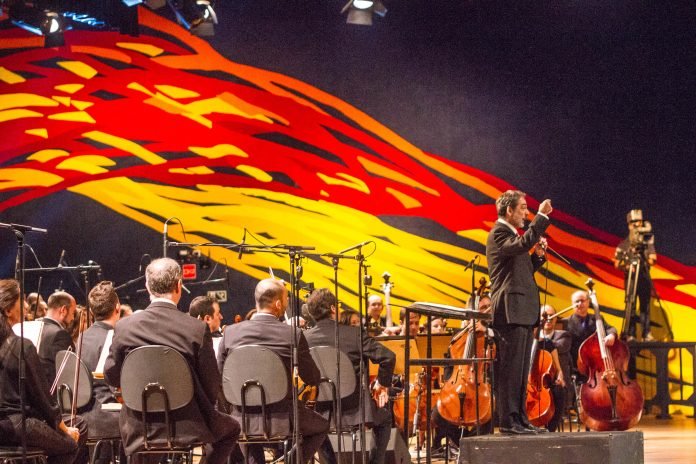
[238,228,246,260]
[464,255,479,271]
[338,240,371,254]
[0,222,48,233]
[57,249,66,267]
[163,221,169,257]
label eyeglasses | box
[573,298,587,304]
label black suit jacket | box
[486,215,550,327]
[217,313,321,435]
[38,316,74,385]
[104,301,221,455]
[81,321,119,410]
[304,318,395,424]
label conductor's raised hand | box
[539,199,553,216]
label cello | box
[578,278,643,431]
[436,278,493,429]
[525,336,556,427]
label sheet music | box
[12,320,44,351]
[94,329,113,375]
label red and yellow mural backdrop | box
[1,8,695,411]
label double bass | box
[436,278,493,428]
[578,278,643,431]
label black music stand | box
[403,303,493,464]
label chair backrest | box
[120,345,194,413]
[309,346,356,403]
[54,350,93,411]
[222,345,288,407]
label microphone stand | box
[1,221,48,464]
[355,247,369,464]
[321,253,345,464]
[288,247,304,464]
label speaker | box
[318,428,411,464]
[458,431,643,464]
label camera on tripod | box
[627,209,654,252]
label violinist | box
[0,279,87,464]
[536,305,570,432]
[567,290,617,381]
[80,281,124,461]
[431,294,494,455]
[38,291,77,386]
[304,289,394,464]
[107,258,240,464]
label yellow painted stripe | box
[82,131,167,165]
[57,61,98,79]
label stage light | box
[8,3,65,46]
[341,0,387,26]
[168,0,217,36]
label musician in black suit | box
[0,279,86,464]
[80,281,122,461]
[217,278,331,464]
[304,288,395,464]
[566,290,617,379]
[104,258,239,464]
[485,190,552,435]
[38,291,77,384]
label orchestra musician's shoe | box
[499,423,536,435]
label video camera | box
[627,209,654,251]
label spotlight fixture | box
[168,0,218,36]
[341,0,387,26]
[8,2,65,46]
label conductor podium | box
[458,430,644,464]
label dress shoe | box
[499,423,536,435]
[524,423,549,433]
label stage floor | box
[406,414,696,464]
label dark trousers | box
[5,414,88,464]
[243,405,329,464]
[546,384,566,432]
[627,278,652,338]
[493,324,534,428]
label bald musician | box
[217,278,331,464]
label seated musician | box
[382,307,421,337]
[430,294,494,455]
[0,279,87,464]
[217,278,331,464]
[338,308,361,327]
[567,290,617,381]
[537,305,570,432]
[365,295,386,336]
[106,258,239,464]
[80,281,125,463]
[304,289,395,464]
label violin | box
[578,278,643,431]
[436,277,493,428]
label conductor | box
[486,190,552,435]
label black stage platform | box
[459,431,643,464]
